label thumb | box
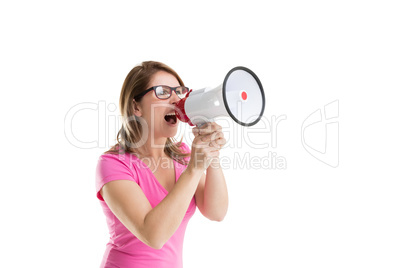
[192,127,200,137]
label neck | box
[137,136,168,160]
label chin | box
[156,124,178,139]
[156,116,179,139]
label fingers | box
[191,122,222,136]
[192,127,199,137]
[194,132,225,145]
[197,122,222,135]
[192,123,223,139]
[193,137,226,150]
[200,131,224,142]
[209,137,226,148]
[189,123,225,171]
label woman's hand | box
[188,122,227,172]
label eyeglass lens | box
[155,86,188,99]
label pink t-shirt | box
[95,143,196,268]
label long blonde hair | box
[105,61,190,165]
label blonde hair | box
[105,61,190,165]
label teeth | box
[165,113,176,116]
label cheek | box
[142,99,163,116]
[141,98,170,123]
[150,107,167,123]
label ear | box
[132,99,143,117]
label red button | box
[241,91,247,100]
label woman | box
[95,61,228,267]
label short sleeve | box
[95,153,137,201]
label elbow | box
[148,241,165,250]
[139,238,165,250]
[200,206,228,222]
[210,213,226,222]
[139,231,168,250]
[211,206,228,222]
[135,218,167,250]
[201,199,228,222]
[140,235,166,250]
[205,210,227,222]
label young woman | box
[95,61,228,267]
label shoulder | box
[96,152,145,200]
[97,152,133,172]
[96,151,148,181]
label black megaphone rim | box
[222,66,266,127]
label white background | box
[1,0,401,267]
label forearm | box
[143,167,203,248]
[203,160,228,221]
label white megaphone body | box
[175,66,265,127]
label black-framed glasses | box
[134,85,190,100]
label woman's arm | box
[195,159,228,221]
[100,128,220,249]
[194,122,229,221]
[101,167,203,250]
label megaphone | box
[175,66,265,127]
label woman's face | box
[135,71,181,140]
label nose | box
[170,90,180,103]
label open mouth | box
[164,112,177,125]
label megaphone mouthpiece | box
[175,89,195,126]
